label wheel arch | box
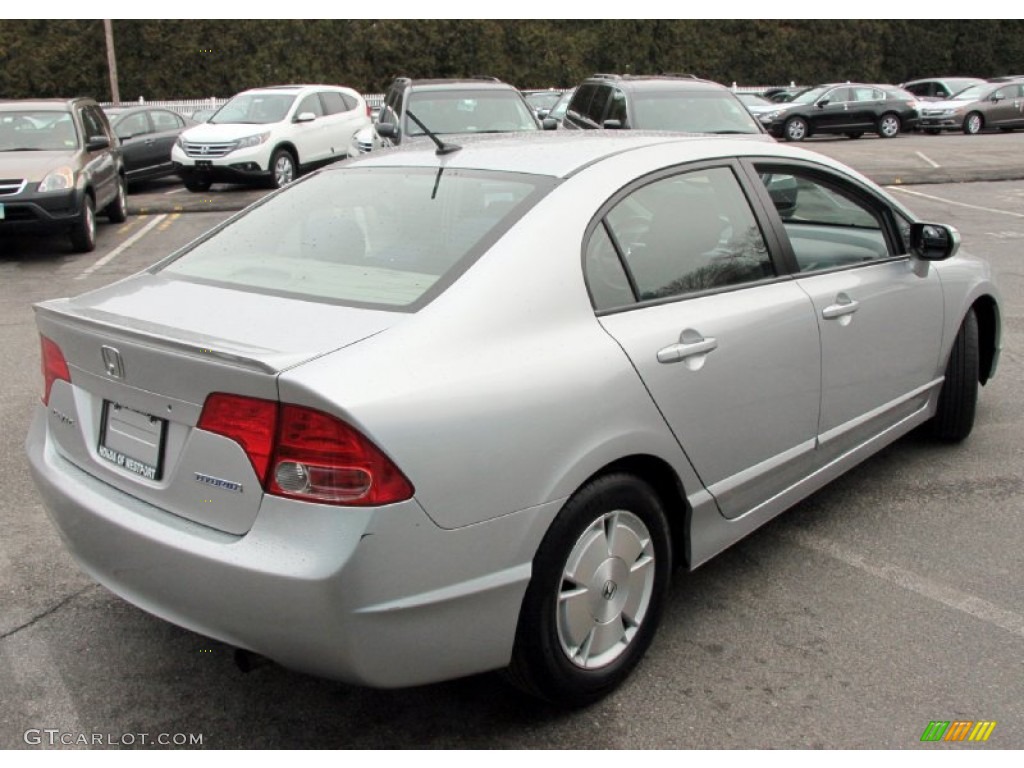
[271,141,300,166]
[575,454,691,571]
[972,295,1000,385]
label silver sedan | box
[26,132,1002,706]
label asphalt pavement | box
[126,131,1024,215]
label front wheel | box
[183,174,212,192]
[105,175,127,223]
[877,113,901,138]
[69,195,96,253]
[269,148,297,189]
[931,308,979,442]
[963,112,984,135]
[506,473,671,706]
[783,116,809,142]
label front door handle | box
[822,294,860,319]
[657,331,718,364]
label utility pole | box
[104,19,120,104]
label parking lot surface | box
[1,145,1022,748]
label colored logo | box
[920,721,997,742]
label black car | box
[561,74,766,135]
[105,106,196,184]
[368,77,547,151]
[758,82,919,141]
[0,98,126,252]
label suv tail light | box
[40,335,70,405]
[197,394,413,506]
[366,103,372,118]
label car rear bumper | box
[26,406,550,688]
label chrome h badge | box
[101,345,124,379]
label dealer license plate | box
[98,401,166,480]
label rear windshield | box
[631,91,763,134]
[160,166,555,310]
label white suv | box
[172,84,370,191]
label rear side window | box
[161,168,555,310]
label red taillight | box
[40,335,70,405]
[197,394,278,481]
[196,395,413,507]
[365,103,372,118]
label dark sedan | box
[105,106,195,183]
[758,83,919,141]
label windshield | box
[0,110,78,151]
[524,91,562,111]
[790,86,830,105]
[161,167,555,310]
[405,90,539,135]
[952,85,989,101]
[211,93,296,125]
[549,90,574,120]
[630,91,762,133]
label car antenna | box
[405,110,461,156]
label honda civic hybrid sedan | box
[27,132,1001,706]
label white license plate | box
[98,402,166,480]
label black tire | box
[845,132,864,139]
[269,148,297,189]
[104,175,127,223]
[931,308,979,442]
[69,195,96,253]
[506,473,672,707]
[924,128,941,135]
[783,116,809,142]
[963,112,983,135]
[877,112,901,138]
[183,175,212,192]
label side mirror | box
[816,99,830,108]
[602,119,623,129]
[294,112,317,123]
[910,222,960,261]
[537,108,550,119]
[541,117,558,130]
[86,135,110,151]
[375,123,398,139]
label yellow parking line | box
[157,212,181,232]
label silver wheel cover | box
[274,154,295,186]
[786,119,806,140]
[556,509,656,669]
[84,201,95,243]
[881,116,899,136]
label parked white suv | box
[171,84,370,191]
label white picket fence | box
[100,94,387,118]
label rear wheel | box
[877,113,901,138]
[963,112,984,135]
[506,473,671,706]
[931,308,979,442]
[69,195,96,253]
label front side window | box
[161,167,555,310]
[296,94,324,118]
[81,107,108,140]
[601,166,772,302]
[755,165,895,272]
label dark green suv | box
[0,97,126,252]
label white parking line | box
[914,151,941,168]
[787,530,1024,640]
[75,214,167,280]
[886,186,1024,218]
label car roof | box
[581,75,731,92]
[341,131,847,180]
[403,79,519,92]
[0,98,87,111]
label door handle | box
[822,294,860,319]
[657,334,718,364]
